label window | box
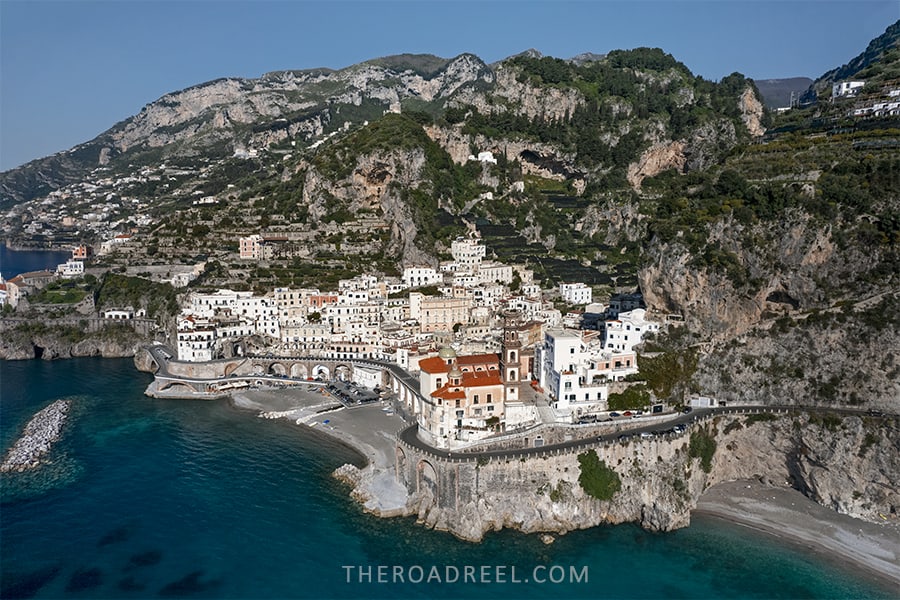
[486,394,492,402]
[474,394,479,404]
[570,347,575,354]
[487,405,494,412]
[564,381,572,390]
[455,400,461,408]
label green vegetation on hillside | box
[96,274,178,319]
[688,428,717,473]
[577,449,622,500]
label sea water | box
[1,358,894,599]
[0,246,74,280]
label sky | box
[1,1,897,172]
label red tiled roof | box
[431,388,466,400]
[420,352,500,374]
[457,353,499,366]
[419,356,449,374]
[430,370,503,400]
[461,370,503,387]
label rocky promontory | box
[342,411,899,544]
[1,400,72,473]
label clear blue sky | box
[1,0,897,171]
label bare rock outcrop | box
[360,412,898,543]
[303,148,436,267]
[626,141,686,189]
[739,86,766,138]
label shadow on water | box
[64,567,103,593]
[117,575,147,592]
[0,564,61,599]
[125,550,163,570]
[158,570,223,597]
[98,523,134,547]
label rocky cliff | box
[0,320,145,360]
[341,411,898,542]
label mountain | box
[795,19,900,105]
[753,77,813,108]
[1,36,898,412]
[0,53,494,206]
[814,19,900,93]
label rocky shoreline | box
[1,399,72,473]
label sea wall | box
[346,411,899,542]
[1,399,72,473]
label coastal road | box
[399,405,898,461]
[143,345,896,460]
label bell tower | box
[500,310,523,403]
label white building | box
[607,293,644,318]
[467,150,498,164]
[402,266,442,288]
[536,328,640,419]
[56,259,84,278]
[451,236,486,270]
[176,315,216,361]
[560,282,592,305]
[604,308,660,353]
[478,261,513,285]
[832,80,865,99]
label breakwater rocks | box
[1,400,71,473]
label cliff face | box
[109,56,494,157]
[302,146,437,267]
[693,294,900,409]
[346,412,898,542]
[639,211,884,340]
[0,320,146,360]
[0,335,141,360]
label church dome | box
[438,346,457,360]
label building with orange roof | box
[417,347,506,447]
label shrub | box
[577,449,621,500]
[689,429,717,473]
[745,413,778,425]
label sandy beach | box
[695,479,900,587]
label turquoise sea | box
[0,357,895,600]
